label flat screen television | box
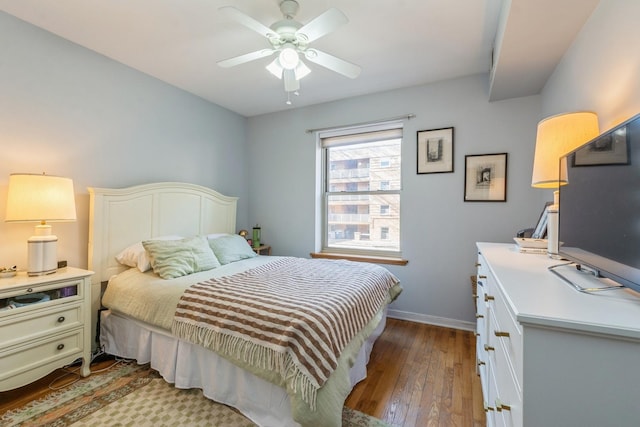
[558,113,640,293]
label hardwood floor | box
[345,318,485,427]
[1,319,485,426]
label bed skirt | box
[99,308,386,427]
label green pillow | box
[142,235,221,279]
[207,234,257,265]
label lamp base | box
[547,203,560,259]
[27,235,58,276]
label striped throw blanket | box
[171,257,400,409]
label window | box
[381,227,389,240]
[320,123,402,257]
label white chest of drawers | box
[476,242,640,427]
[0,267,93,391]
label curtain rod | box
[305,113,416,134]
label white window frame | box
[318,121,403,258]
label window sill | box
[310,252,408,266]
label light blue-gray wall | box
[541,0,640,130]
[247,75,544,327]
[0,12,248,269]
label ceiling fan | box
[217,0,361,100]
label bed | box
[87,182,401,427]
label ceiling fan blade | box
[218,49,275,68]
[296,8,348,43]
[304,49,361,79]
[219,6,278,38]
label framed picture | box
[573,127,629,166]
[417,127,454,174]
[464,153,508,202]
[531,201,553,239]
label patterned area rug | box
[1,362,388,427]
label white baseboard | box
[387,309,475,332]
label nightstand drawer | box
[0,268,93,391]
[0,328,84,384]
[0,304,82,346]
[0,278,83,311]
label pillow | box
[207,234,257,265]
[115,235,182,272]
[142,235,221,279]
[206,233,229,240]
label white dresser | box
[0,267,93,391]
[476,242,640,427]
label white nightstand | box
[0,267,94,391]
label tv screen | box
[559,113,640,293]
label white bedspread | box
[102,256,276,330]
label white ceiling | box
[0,0,600,117]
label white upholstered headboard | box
[88,182,238,285]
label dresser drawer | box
[0,328,84,384]
[492,329,523,427]
[490,284,523,388]
[0,303,82,346]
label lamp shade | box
[531,111,599,188]
[5,173,77,223]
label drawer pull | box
[496,400,511,412]
[494,331,510,337]
[57,316,66,323]
[484,294,495,302]
[484,404,494,412]
[27,288,34,293]
[56,344,65,351]
[477,360,486,366]
[484,344,495,352]
[478,274,487,279]
[475,313,484,319]
[475,262,481,267]
[472,294,478,300]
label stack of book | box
[513,237,548,254]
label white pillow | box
[142,236,221,279]
[207,234,257,265]
[206,233,229,240]
[115,235,182,272]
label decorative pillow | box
[115,235,182,272]
[142,235,221,279]
[207,234,257,265]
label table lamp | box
[531,111,599,257]
[5,173,77,276]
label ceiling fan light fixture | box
[279,45,299,70]
[266,59,283,79]
[283,69,300,92]
[220,2,358,103]
[294,60,311,80]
